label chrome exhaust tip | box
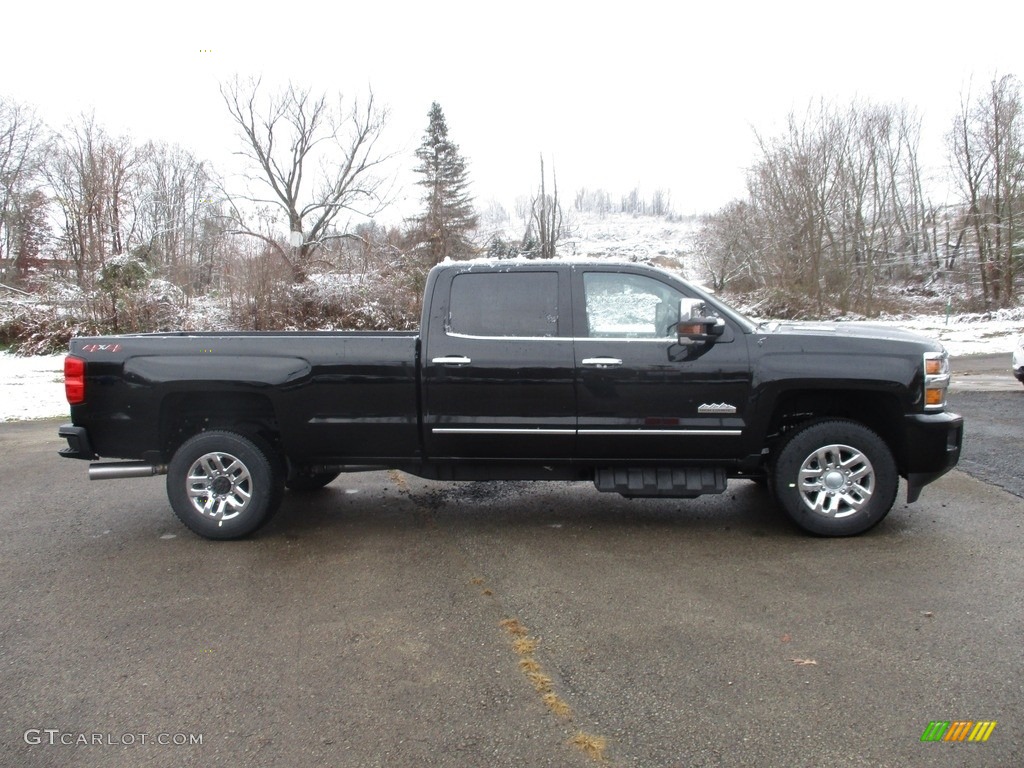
[88,462,168,481]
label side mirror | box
[676,298,725,344]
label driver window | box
[583,272,682,338]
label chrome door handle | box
[431,356,472,365]
[581,357,623,367]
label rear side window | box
[449,272,559,337]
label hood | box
[757,320,946,352]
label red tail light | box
[64,356,86,405]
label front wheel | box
[771,419,898,536]
[167,431,284,539]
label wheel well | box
[158,392,281,462]
[765,390,907,472]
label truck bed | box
[68,331,422,463]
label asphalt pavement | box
[948,353,1024,498]
[0,361,1021,767]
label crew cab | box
[59,260,963,539]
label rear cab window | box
[448,271,560,337]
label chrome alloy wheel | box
[797,443,874,519]
[185,451,253,522]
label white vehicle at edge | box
[1013,336,1024,385]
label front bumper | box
[903,411,963,503]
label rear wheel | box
[772,419,898,536]
[167,431,284,539]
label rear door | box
[422,267,576,460]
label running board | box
[594,467,727,498]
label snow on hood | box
[761,320,943,346]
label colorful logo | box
[921,721,997,742]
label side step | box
[594,467,727,498]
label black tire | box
[167,431,284,540]
[771,419,898,537]
[286,468,341,492]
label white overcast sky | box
[2,0,1022,219]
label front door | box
[572,267,752,462]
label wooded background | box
[1,74,1021,352]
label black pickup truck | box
[59,260,963,539]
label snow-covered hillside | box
[558,212,698,276]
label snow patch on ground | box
[0,353,68,422]
[874,314,1023,357]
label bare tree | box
[984,75,1023,305]
[0,97,46,285]
[530,155,562,259]
[948,86,991,300]
[694,200,764,292]
[703,98,930,315]
[749,103,845,309]
[621,186,642,215]
[841,102,928,313]
[574,188,612,217]
[947,75,1023,307]
[650,188,671,217]
[219,77,392,282]
[137,141,220,294]
[45,113,141,282]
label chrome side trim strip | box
[445,332,677,343]
[578,429,742,436]
[431,428,742,436]
[446,332,567,341]
[432,428,576,435]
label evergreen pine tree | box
[411,103,478,268]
